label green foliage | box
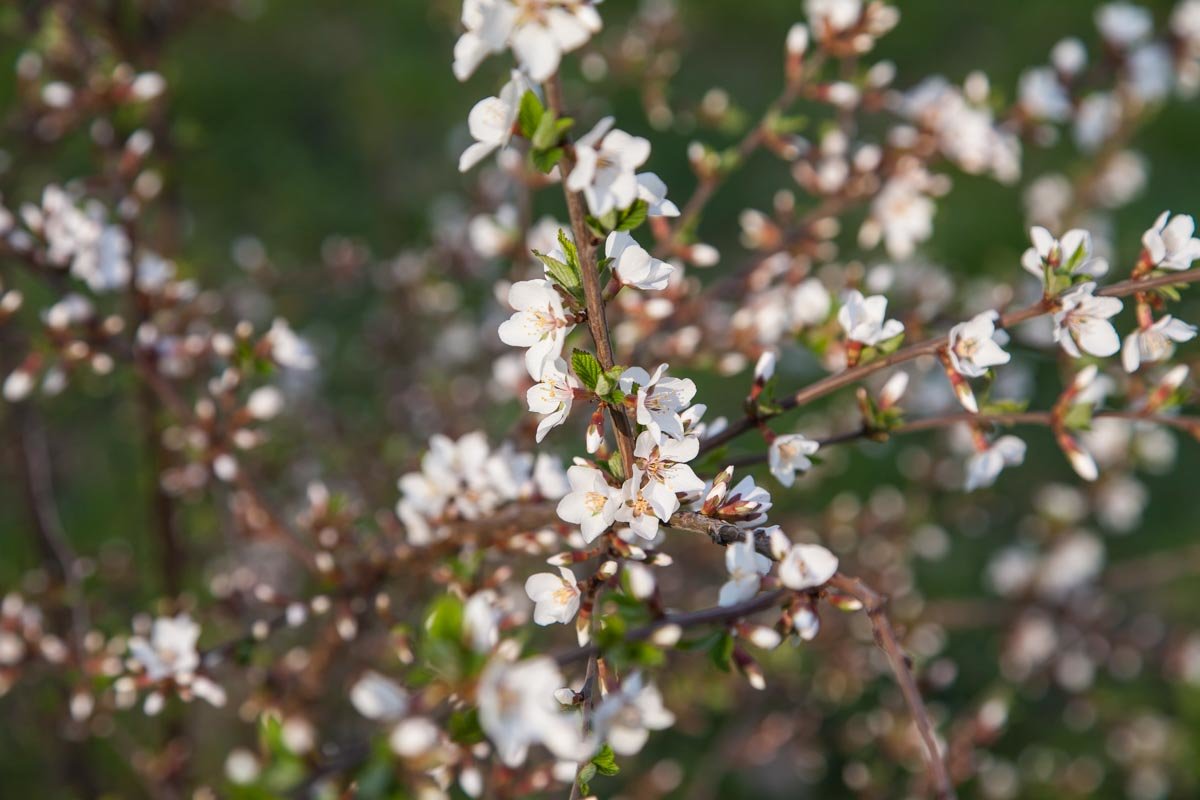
[572,348,603,390]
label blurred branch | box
[827,573,956,800]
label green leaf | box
[591,744,620,776]
[531,146,563,173]
[572,349,603,391]
[533,249,580,295]
[447,708,486,745]
[604,451,625,483]
[577,763,597,796]
[424,593,464,642]
[614,199,649,232]
[711,631,735,672]
[557,229,580,270]
[1062,402,1094,431]
[518,90,544,139]
[532,109,562,150]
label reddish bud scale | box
[845,339,864,368]
[938,348,978,414]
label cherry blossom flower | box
[1053,282,1123,358]
[791,278,832,326]
[633,431,705,521]
[464,591,502,653]
[618,363,697,442]
[453,0,603,83]
[805,0,863,34]
[128,614,226,712]
[1095,2,1152,48]
[965,435,1027,491]
[860,165,937,259]
[268,318,317,370]
[616,469,665,540]
[1019,67,1072,122]
[525,567,581,625]
[719,534,772,607]
[497,278,575,379]
[527,358,577,441]
[128,614,200,682]
[477,655,591,766]
[837,290,905,346]
[703,473,774,528]
[556,464,621,542]
[566,117,651,216]
[592,672,675,755]
[606,231,673,291]
[1021,227,1108,288]
[350,671,409,721]
[635,173,679,217]
[1122,315,1198,372]
[778,542,839,590]
[1141,212,1200,271]
[768,434,820,487]
[459,71,530,172]
[947,311,1011,377]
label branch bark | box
[545,74,636,476]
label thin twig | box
[827,573,955,799]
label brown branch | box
[827,574,955,800]
[545,74,636,475]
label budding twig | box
[701,266,1200,455]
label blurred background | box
[3,1,1200,798]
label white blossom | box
[453,0,603,83]
[477,655,590,766]
[861,166,937,259]
[618,363,697,442]
[527,358,577,441]
[350,671,410,721]
[556,464,621,542]
[633,431,705,522]
[606,231,673,290]
[947,311,1011,377]
[459,71,530,172]
[128,614,200,682]
[1021,227,1108,288]
[525,567,581,625]
[964,435,1027,491]
[592,672,675,755]
[837,289,905,346]
[635,173,679,217]
[1053,282,1123,358]
[615,470,664,540]
[718,534,772,606]
[1095,2,1152,48]
[498,278,575,379]
[768,434,820,487]
[464,591,501,653]
[790,278,832,326]
[1141,212,1200,271]
[778,543,839,590]
[269,318,317,370]
[566,117,651,216]
[1121,315,1198,372]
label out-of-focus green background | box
[3,1,1200,798]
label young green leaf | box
[518,90,544,139]
[571,349,603,391]
[614,199,649,232]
